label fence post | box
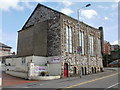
[27,62,35,80]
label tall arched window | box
[89,35,94,56]
[98,38,101,57]
[66,26,72,53]
[79,31,84,55]
[66,26,69,52]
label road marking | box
[104,82,120,90]
[24,87,29,88]
[64,72,119,89]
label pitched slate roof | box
[0,42,12,48]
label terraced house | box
[17,3,104,78]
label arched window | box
[89,35,94,56]
[98,38,101,57]
[66,26,72,53]
[79,31,84,55]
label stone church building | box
[17,4,104,78]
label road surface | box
[2,68,120,90]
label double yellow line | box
[64,72,119,89]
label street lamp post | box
[77,4,91,78]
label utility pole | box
[77,4,91,78]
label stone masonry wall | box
[19,4,61,56]
[60,14,103,77]
[18,4,104,77]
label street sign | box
[50,56,61,64]
[77,46,82,53]
[35,66,47,72]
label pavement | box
[2,72,39,87]
[2,68,120,90]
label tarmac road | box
[2,68,120,90]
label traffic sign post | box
[77,46,82,54]
[77,46,82,78]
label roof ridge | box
[0,42,12,48]
[21,3,100,31]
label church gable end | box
[22,4,60,30]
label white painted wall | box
[32,56,47,65]
[6,57,28,72]
[5,56,47,72]
[32,76,60,80]
[6,71,27,78]
[6,58,13,65]
[34,65,48,76]
[5,56,62,76]
[48,63,61,76]
[5,66,16,71]
[2,64,5,71]
[24,56,33,64]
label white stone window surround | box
[89,35,94,56]
[97,38,102,57]
[64,19,80,54]
[79,30,85,55]
[66,25,73,53]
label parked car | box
[107,60,120,67]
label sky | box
[0,0,119,53]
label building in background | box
[111,45,120,51]
[103,41,112,67]
[0,42,12,57]
[111,44,120,60]
[108,44,120,67]
[0,42,16,65]
[103,41,120,67]
[104,41,112,55]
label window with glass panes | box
[89,35,94,56]
[66,26,72,53]
[98,38,101,57]
[79,31,84,55]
